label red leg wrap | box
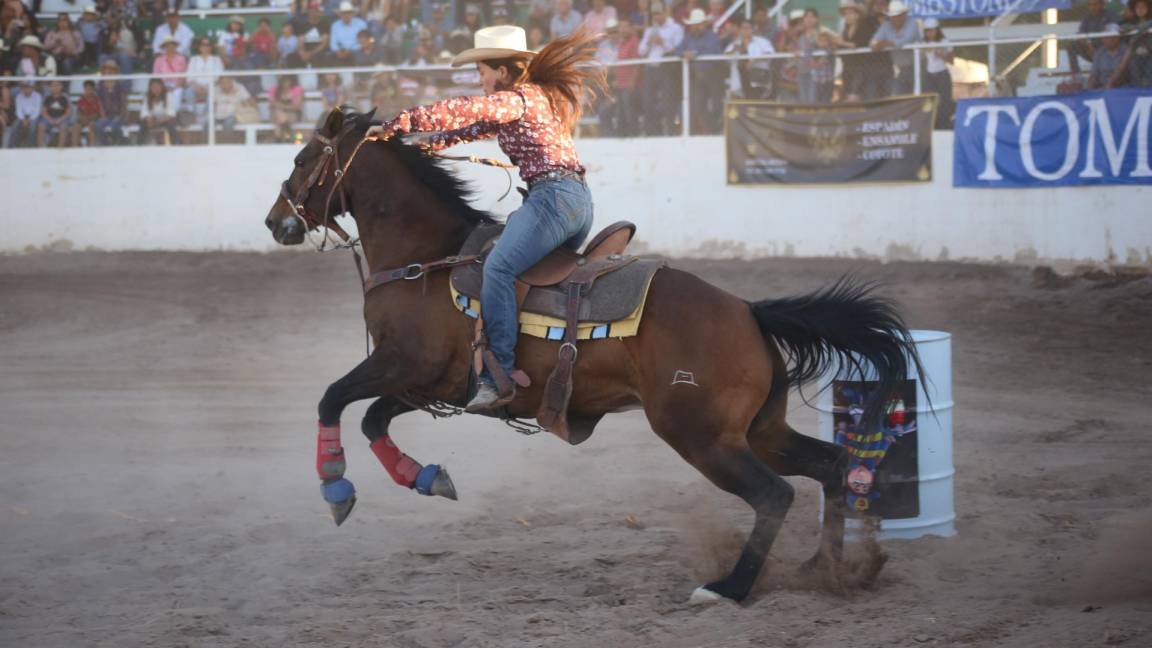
[316,422,346,481]
[370,435,421,488]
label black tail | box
[748,276,927,430]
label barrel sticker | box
[832,379,920,520]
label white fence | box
[3,134,1149,265]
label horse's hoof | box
[414,464,458,501]
[328,495,357,526]
[321,478,357,526]
[430,467,458,500]
[688,586,724,605]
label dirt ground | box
[1,251,1150,648]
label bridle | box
[278,126,370,250]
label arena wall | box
[3,134,1149,265]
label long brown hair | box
[484,27,609,131]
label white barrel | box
[815,330,955,540]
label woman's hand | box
[365,124,392,141]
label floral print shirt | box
[379,83,584,182]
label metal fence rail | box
[3,28,1138,148]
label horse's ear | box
[365,107,377,122]
[323,108,344,136]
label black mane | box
[340,108,494,226]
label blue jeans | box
[94,117,124,145]
[481,177,594,380]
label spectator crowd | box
[1,0,1149,146]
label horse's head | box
[264,106,375,245]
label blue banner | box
[954,89,1152,188]
[909,0,1069,18]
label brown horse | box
[263,108,924,604]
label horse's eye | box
[294,159,304,168]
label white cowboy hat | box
[160,35,180,47]
[922,17,940,29]
[838,0,864,12]
[683,8,709,25]
[82,5,99,14]
[337,1,356,12]
[451,25,535,67]
[18,34,44,49]
[788,8,805,21]
[604,17,620,31]
[886,1,910,16]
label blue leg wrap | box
[414,464,441,496]
[321,478,356,504]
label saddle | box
[450,221,664,443]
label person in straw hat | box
[870,0,921,95]
[17,34,57,78]
[367,26,608,412]
[77,6,105,70]
[675,8,724,133]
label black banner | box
[726,95,936,185]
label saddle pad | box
[449,266,659,340]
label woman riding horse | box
[366,25,606,413]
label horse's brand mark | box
[671,370,699,387]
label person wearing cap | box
[674,8,724,133]
[10,80,41,147]
[838,0,878,102]
[870,0,920,96]
[330,2,367,64]
[584,0,618,35]
[152,11,193,57]
[1088,23,1127,88]
[76,6,105,70]
[45,13,84,75]
[551,0,584,39]
[366,26,607,412]
[639,2,684,135]
[920,18,953,127]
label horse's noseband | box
[279,132,355,244]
